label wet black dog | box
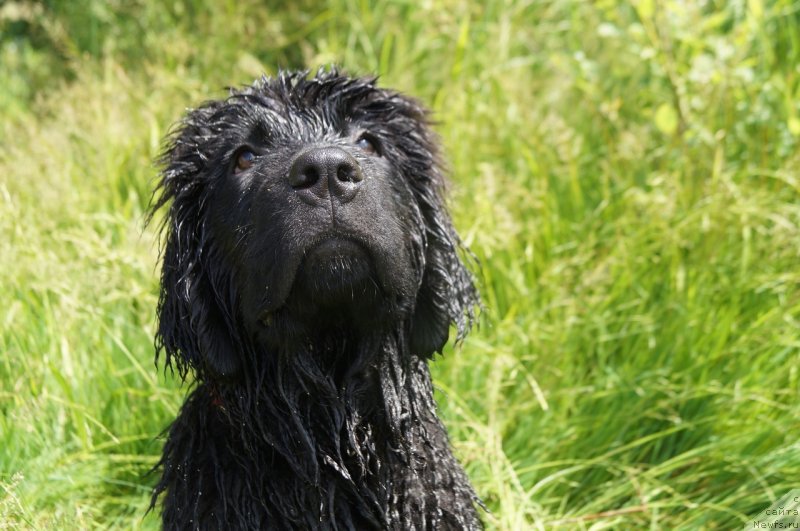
[149,68,481,529]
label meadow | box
[2,0,800,528]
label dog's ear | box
[383,93,480,357]
[149,102,242,380]
[410,204,479,358]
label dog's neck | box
[155,325,480,528]
[214,326,412,476]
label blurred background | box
[2,0,800,528]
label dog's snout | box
[289,147,364,204]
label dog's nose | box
[288,147,364,204]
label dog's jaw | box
[294,236,376,302]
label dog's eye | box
[356,135,380,156]
[235,150,256,173]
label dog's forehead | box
[245,99,356,139]
[221,74,407,143]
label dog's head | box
[151,69,478,380]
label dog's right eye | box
[235,150,256,173]
[356,134,380,156]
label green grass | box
[2,0,800,528]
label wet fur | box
[149,69,482,530]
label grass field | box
[2,0,800,528]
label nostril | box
[337,164,352,182]
[290,164,319,189]
[337,162,364,183]
[301,167,319,188]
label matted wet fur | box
[148,68,482,530]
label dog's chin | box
[290,237,383,315]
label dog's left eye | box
[356,135,380,156]
[235,150,256,173]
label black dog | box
[149,68,482,530]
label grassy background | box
[2,0,800,528]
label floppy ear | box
[385,94,479,357]
[149,102,242,380]
[409,198,479,358]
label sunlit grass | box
[2,0,799,528]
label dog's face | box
[152,70,477,379]
[203,84,423,328]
